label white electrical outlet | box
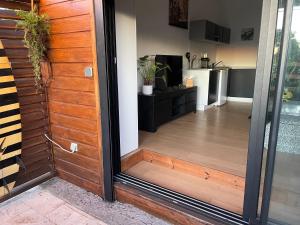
[70,143,78,153]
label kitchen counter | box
[183,69,228,111]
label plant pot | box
[142,85,153,95]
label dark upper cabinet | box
[190,20,230,44]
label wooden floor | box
[123,102,300,220]
[139,102,252,177]
[264,151,300,225]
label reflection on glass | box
[268,1,300,224]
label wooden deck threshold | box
[115,182,221,225]
[122,149,245,192]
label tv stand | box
[138,87,197,132]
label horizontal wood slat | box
[0,19,18,30]
[0,1,30,11]
[2,39,26,49]
[53,147,100,174]
[48,48,93,63]
[5,49,28,59]
[48,89,96,106]
[49,101,97,120]
[0,6,53,190]
[40,0,70,6]
[0,9,19,20]
[57,169,102,195]
[50,112,98,133]
[55,158,101,184]
[40,0,90,19]
[51,125,98,146]
[51,135,100,159]
[42,0,103,195]
[50,15,91,34]
[49,32,92,48]
[50,76,95,92]
[51,63,92,77]
[0,29,24,39]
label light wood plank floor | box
[139,102,252,177]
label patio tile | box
[22,190,65,215]
[1,198,31,222]
[46,204,106,225]
[3,208,55,225]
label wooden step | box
[122,149,245,191]
[122,149,245,214]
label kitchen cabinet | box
[190,20,230,44]
[184,69,229,110]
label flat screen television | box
[155,55,183,89]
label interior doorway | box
[115,0,262,214]
[98,0,300,223]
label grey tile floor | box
[1,177,170,225]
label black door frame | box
[93,0,121,202]
[93,0,295,223]
[243,0,282,222]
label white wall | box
[136,0,190,90]
[215,0,262,68]
[115,0,139,156]
[114,0,262,156]
[189,0,262,68]
[136,0,262,74]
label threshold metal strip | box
[115,173,248,225]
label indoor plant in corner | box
[138,55,170,95]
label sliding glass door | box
[101,0,299,223]
[260,0,300,224]
[245,0,300,224]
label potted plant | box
[138,55,170,95]
[16,7,50,88]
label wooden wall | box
[40,0,103,195]
[0,6,53,187]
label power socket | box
[70,143,78,153]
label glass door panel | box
[267,1,300,224]
[258,0,286,216]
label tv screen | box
[155,55,183,88]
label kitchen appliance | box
[216,69,228,106]
[200,54,210,68]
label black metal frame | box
[93,0,121,201]
[243,0,281,222]
[94,0,295,223]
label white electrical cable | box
[44,134,74,154]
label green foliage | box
[272,29,300,100]
[138,55,170,85]
[16,8,50,86]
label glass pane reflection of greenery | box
[283,31,300,102]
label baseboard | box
[227,97,253,103]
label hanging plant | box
[16,7,50,87]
